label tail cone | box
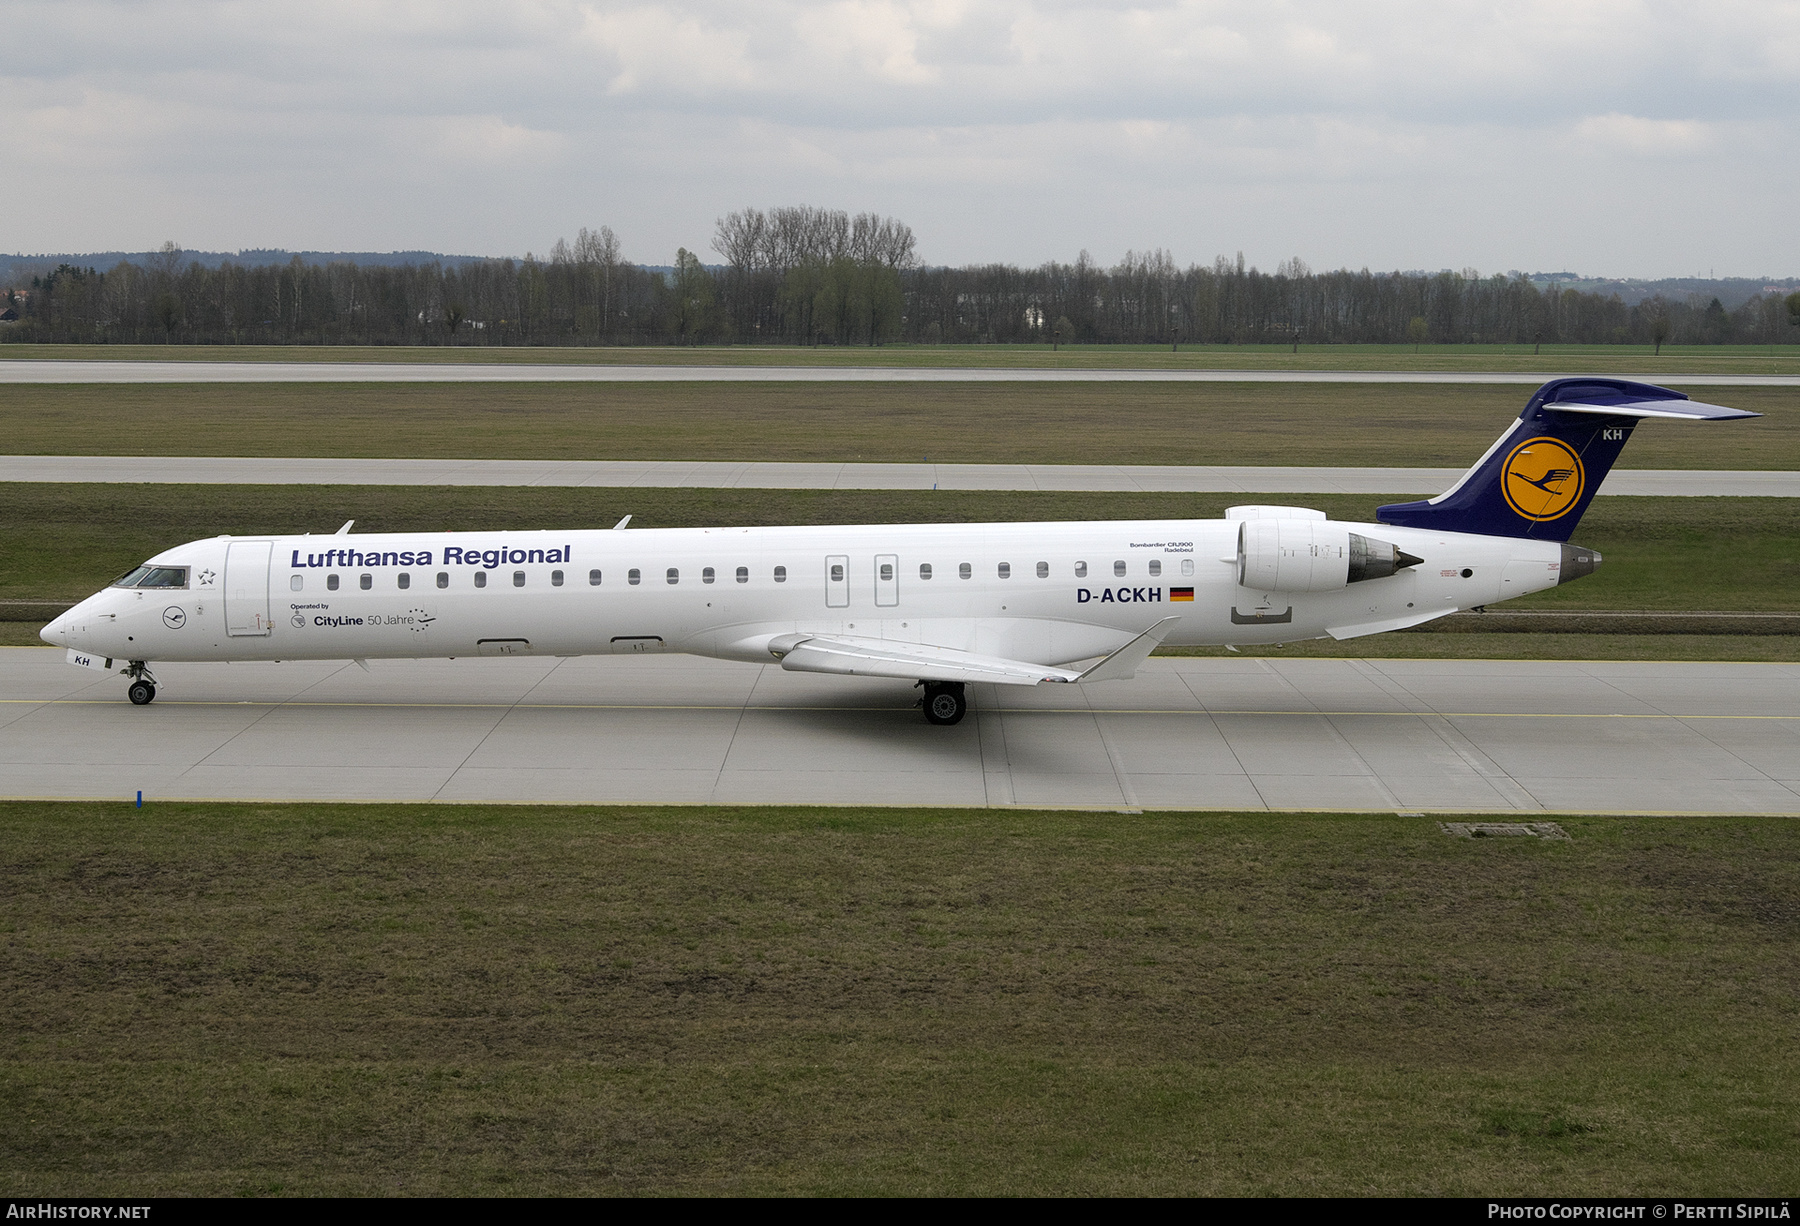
[1559,543,1601,584]
[1347,534,1423,583]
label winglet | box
[335,520,354,535]
[1076,616,1180,684]
[613,515,632,530]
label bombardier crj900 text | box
[43,379,1757,725]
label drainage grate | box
[1441,821,1569,840]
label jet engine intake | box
[1239,520,1422,593]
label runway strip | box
[4,650,1794,812]
[3,456,1791,495]
[3,360,1799,385]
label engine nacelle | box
[1238,520,1423,592]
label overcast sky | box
[4,1,1797,276]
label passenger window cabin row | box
[914,558,1196,580]
[291,565,781,592]
[287,557,1198,592]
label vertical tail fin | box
[1377,378,1758,541]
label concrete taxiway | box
[3,456,1792,496]
[3,360,1799,385]
[3,648,1794,813]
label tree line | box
[7,221,1799,348]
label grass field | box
[2,381,1795,468]
[2,484,1794,613]
[5,340,1800,374]
[2,801,1794,1196]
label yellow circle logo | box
[1501,437,1585,521]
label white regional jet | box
[43,378,1755,725]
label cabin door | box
[874,554,899,607]
[225,539,273,637]
[825,554,850,608]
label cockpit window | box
[111,565,189,589]
[140,567,189,588]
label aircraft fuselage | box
[47,517,1570,668]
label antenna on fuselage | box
[612,515,631,530]
[335,520,354,535]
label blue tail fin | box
[1377,378,1758,541]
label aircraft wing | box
[1325,608,1450,640]
[768,618,1180,687]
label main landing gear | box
[125,662,158,706]
[919,680,967,726]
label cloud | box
[423,115,568,165]
[1572,113,1717,156]
[579,5,763,96]
[0,1,1795,274]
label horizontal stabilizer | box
[1544,398,1759,421]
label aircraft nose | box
[42,593,101,649]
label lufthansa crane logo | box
[1501,437,1585,522]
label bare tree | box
[575,225,622,339]
[669,247,716,343]
[849,212,917,269]
[150,240,184,282]
[712,209,767,271]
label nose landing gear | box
[125,662,158,706]
[919,680,967,726]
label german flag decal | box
[1170,587,1195,601]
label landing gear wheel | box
[127,680,156,706]
[921,681,967,726]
